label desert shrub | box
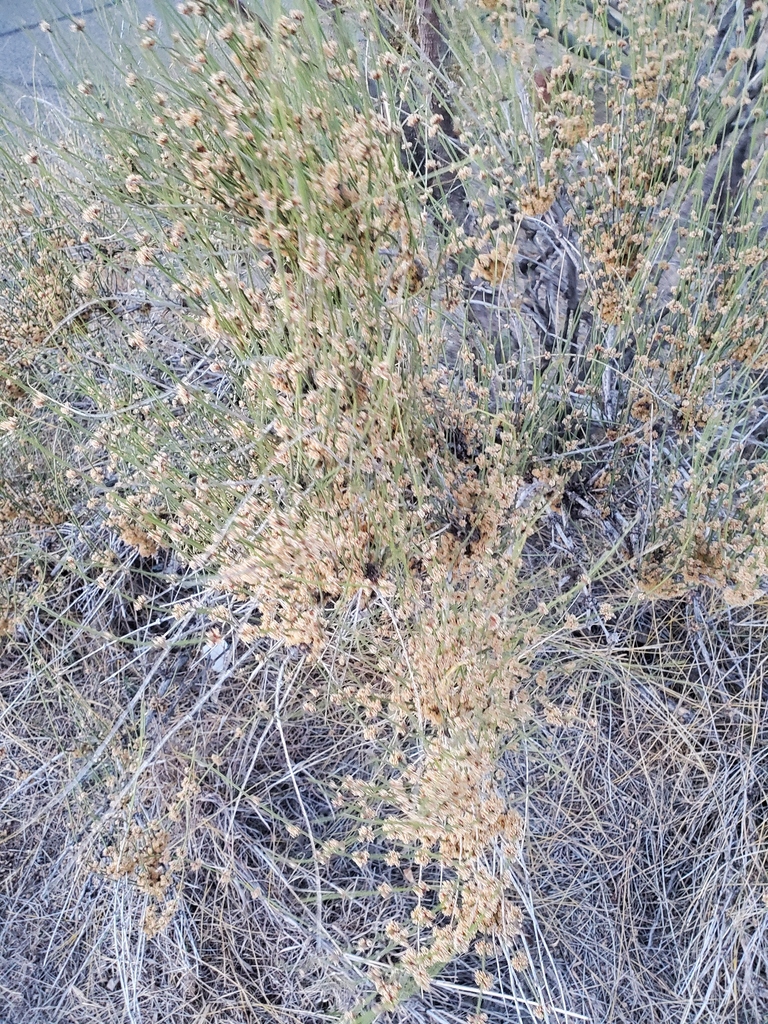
[2,1,768,1023]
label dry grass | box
[1,0,768,1022]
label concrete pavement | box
[0,0,155,114]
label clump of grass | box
[2,1,768,1023]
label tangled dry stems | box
[1,0,768,1022]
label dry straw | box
[1,1,768,1022]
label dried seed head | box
[178,108,201,128]
[82,203,102,223]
